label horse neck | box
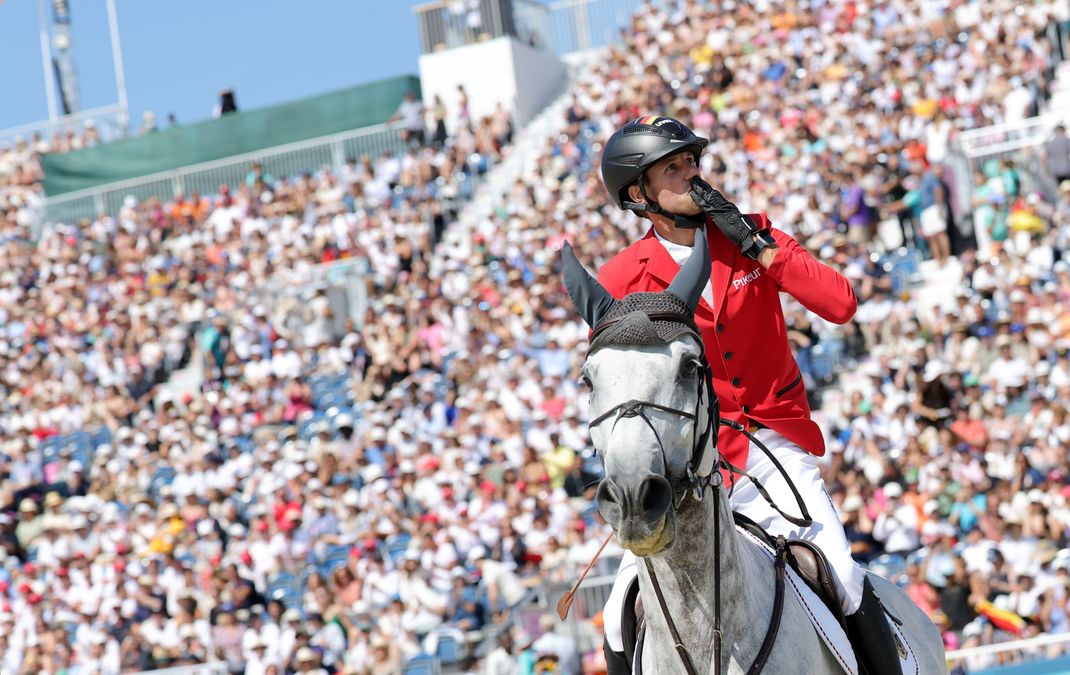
[638,480,765,672]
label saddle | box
[733,512,848,631]
[617,512,846,673]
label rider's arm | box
[754,220,857,324]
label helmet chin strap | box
[624,175,707,230]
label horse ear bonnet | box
[590,292,700,350]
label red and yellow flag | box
[975,600,1026,635]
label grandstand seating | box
[402,653,441,675]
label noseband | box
[588,353,719,506]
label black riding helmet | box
[600,115,709,222]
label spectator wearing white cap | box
[394,552,447,633]
[15,499,43,550]
[873,482,920,554]
[306,612,345,668]
[294,645,328,674]
[988,335,1031,394]
[243,634,274,675]
[277,608,304,665]
[531,614,580,675]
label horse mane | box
[590,291,701,350]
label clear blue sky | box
[0,0,427,131]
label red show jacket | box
[595,214,856,473]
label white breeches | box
[603,429,867,653]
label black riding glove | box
[689,178,771,260]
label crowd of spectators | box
[2,0,1070,673]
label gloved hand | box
[689,177,762,257]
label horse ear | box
[667,231,711,313]
[561,242,616,327]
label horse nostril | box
[595,479,624,526]
[638,475,672,525]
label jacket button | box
[742,405,750,413]
[724,352,733,360]
[717,324,725,333]
[732,377,741,386]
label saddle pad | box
[738,526,923,675]
[889,613,922,675]
[737,526,859,675]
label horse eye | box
[681,359,700,378]
[579,374,593,390]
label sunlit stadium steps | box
[456,52,599,233]
[1046,61,1070,112]
[913,256,964,322]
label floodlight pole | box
[105,0,130,136]
[37,0,59,123]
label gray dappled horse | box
[561,240,946,675]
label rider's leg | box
[603,550,638,670]
[730,429,902,675]
[729,428,865,613]
[604,636,631,675]
[847,576,905,675]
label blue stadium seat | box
[889,249,921,294]
[402,653,439,675]
[60,621,78,645]
[89,427,113,449]
[40,435,66,464]
[298,416,328,442]
[436,633,463,665]
[823,337,846,364]
[150,467,177,495]
[582,455,605,480]
[386,535,411,565]
[298,565,317,592]
[72,448,91,471]
[867,553,907,582]
[233,436,255,454]
[321,544,350,569]
[67,431,91,453]
[267,572,301,609]
[809,344,834,381]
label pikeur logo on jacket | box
[596,213,857,476]
[733,268,762,290]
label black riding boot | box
[846,577,903,675]
[604,637,630,675]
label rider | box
[594,115,901,675]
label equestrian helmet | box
[600,115,709,211]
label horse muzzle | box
[596,475,676,555]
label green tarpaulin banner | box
[42,75,420,196]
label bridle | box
[587,364,718,508]
[587,317,806,675]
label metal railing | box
[546,572,618,654]
[414,0,518,53]
[32,122,408,230]
[513,0,645,56]
[0,104,125,149]
[947,112,1062,221]
[955,110,1070,160]
[250,256,372,342]
[414,0,645,57]
[946,631,1070,673]
[125,662,228,675]
[562,575,1070,673]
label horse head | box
[562,239,717,556]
